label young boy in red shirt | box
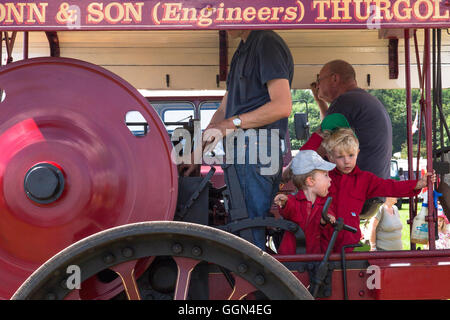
[274,150,336,254]
[321,127,435,253]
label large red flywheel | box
[0,57,178,299]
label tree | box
[288,90,320,150]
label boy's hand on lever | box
[415,171,436,190]
[327,214,336,224]
[320,214,336,225]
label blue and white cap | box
[291,150,336,175]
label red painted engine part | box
[0,57,178,299]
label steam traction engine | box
[3,56,450,301]
[1,0,450,301]
[0,57,311,300]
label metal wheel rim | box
[12,221,312,300]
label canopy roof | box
[0,0,449,31]
[2,1,449,90]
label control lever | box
[178,166,216,219]
[321,197,357,233]
[310,197,358,298]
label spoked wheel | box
[12,221,312,300]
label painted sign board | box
[0,0,449,31]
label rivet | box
[122,247,134,258]
[254,274,265,286]
[359,271,365,277]
[237,263,248,274]
[359,290,365,297]
[103,253,115,264]
[191,246,202,256]
[172,243,183,254]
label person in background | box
[369,197,403,251]
[436,204,450,249]
[311,60,392,179]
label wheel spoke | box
[111,260,142,300]
[173,257,201,300]
[227,277,255,300]
[64,289,81,300]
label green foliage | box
[289,88,450,155]
[289,90,321,150]
[368,89,409,154]
[368,88,450,155]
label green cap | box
[321,113,350,132]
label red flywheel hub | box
[0,57,178,299]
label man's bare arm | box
[239,78,292,128]
[208,91,228,125]
[202,78,292,153]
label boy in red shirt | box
[274,150,336,254]
[321,127,435,253]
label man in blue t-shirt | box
[312,60,392,179]
[200,30,294,250]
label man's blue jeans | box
[225,130,283,250]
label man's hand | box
[177,151,200,176]
[274,194,288,208]
[415,171,436,190]
[310,82,320,101]
[202,118,235,155]
[310,81,328,120]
